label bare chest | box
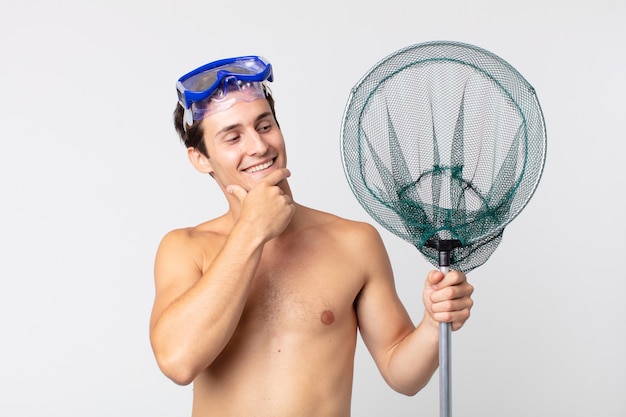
[241,243,361,331]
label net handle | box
[426,239,462,417]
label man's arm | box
[149,169,295,385]
[150,225,265,385]
[354,225,474,396]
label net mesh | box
[341,41,546,272]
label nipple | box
[320,309,335,325]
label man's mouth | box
[244,158,275,173]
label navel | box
[320,309,335,325]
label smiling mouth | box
[244,158,275,173]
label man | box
[149,55,474,417]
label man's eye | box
[224,135,240,142]
[258,124,271,133]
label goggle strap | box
[183,108,193,132]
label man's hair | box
[173,85,279,157]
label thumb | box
[227,184,247,203]
[427,269,445,287]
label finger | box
[444,270,466,285]
[227,184,248,202]
[432,270,466,289]
[430,280,473,302]
[262,168,291,186]
[436,305,472,330]
[431,295,473,313]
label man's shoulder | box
[157,216,229,256]
[162,215,229,240]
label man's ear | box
[187,147,214,175]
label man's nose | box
[246,130,269,155]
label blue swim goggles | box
[176,55,273,129]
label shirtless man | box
[149,55,474,417]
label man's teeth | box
[246,160,274,173]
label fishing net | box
[341,41,547,273]
[340,41,547,416]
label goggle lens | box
[177,56,273,109]
[181,59,269,93]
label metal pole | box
[439,265,451,417]
[425,239,461,417]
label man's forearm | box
[384,317,440,396]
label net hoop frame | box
[340,40,547,252]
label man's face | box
[198,95,286,192]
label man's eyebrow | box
[255,111,274,122]
[214,111,274,138]
[215,123,241,137]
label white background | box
[1,1,624,416]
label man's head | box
[173,56,279,157]
[173,55,287,194]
